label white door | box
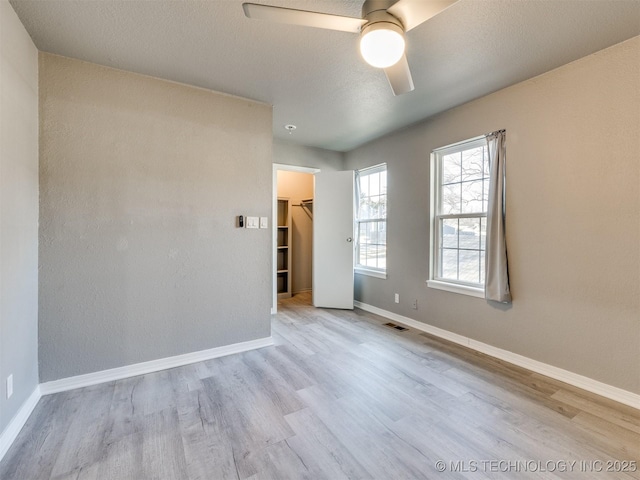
[313,170,355,309]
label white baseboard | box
[1,337,274,464]
[0,386,42,463]
[354,301,640,410]
[40,336,274,395]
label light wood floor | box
[2,292,639,479]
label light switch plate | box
[259,217,268,229]
[246,216,259,229]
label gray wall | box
[274,140,344,171]
[0,0,39,434]
[345,37,640,395]
[39,54,273,382]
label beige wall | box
[345,37,640,394]
[38,54,273,382]
[277,171,314,293]
[0,0,39,435]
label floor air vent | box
[384,322,408,331]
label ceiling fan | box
[242,0,457,96]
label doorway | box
[272,164,319,313]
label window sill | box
[426,280,485,299]
[355,267,387,279]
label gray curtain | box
[484,130,511,303]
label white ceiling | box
[9,0,640,152]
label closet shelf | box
[277,197,292,299]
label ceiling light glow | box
[359,22,405,69]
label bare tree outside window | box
[356,165,387,272]
[433,139,488,286]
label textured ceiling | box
[9,0,640,151]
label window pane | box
[359,244,368,265]
[373,195,384,219]
[378,245,386,269]
[360,197,376,220]
[367,253,375,268]
[483,145,490,177]
[441,183,461,214]
[459,217,480,249]
[441,248,458,280]
[374,221,387,246]
[379,194,387,219]
[442,219,458,248]
[358,222,367,245]
[361,195,386,220]
[358,198,367,218]
[461,147,485,182]
[361,197,370,218]
[369,221,379,244]
[459,250,480,284]
[366,244,378,268]
[482,177,490,212]
[461,180,484,214]
[480,217,486,251]
[358,223,368,264]
[357,223,366,265]
[369,172,380,196]
[356,166,387,271]
[364,233,378,268]
[360,173,371,198]
[480,251,485,283]
[442,153,462,184]
[362,220,371,266]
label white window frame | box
[355,164,387,279]
[428,137,487,298]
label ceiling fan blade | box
[387,0,457,32]
[383,54,414,96]
[242,3,366,33]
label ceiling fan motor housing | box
[360,0,406,48]
[362,0,399,17]
[362,0,404,29]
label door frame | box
[272,163,320,314]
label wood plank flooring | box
[2,292,639,479]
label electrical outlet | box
[394,293,399,303]
[412,299,418,310]
[7,374,13,399]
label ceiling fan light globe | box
[359,22,405,69]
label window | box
[429,137,488,297]
[355,164,387,279]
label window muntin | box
[432,138,488,288]
[356,164,387,273]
